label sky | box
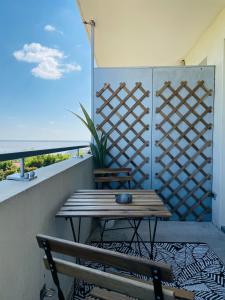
[0,0,91,141]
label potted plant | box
[71,104,116,229]
[70,104,108,168]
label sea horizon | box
[0,139,90,154]
[0,139,90,142]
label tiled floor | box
[89,220,225,263]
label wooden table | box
[56,189,171,259]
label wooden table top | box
[56,189,172,218]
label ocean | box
[0,140,89,154]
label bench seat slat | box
[95,176,132,183]
[94,168,131,175]
[90,287,133,300]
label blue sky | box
[0,0,91,141]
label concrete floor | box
[89,220,225,263]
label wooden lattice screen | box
[96,82,151,188]
[153,80,213,221]
[94,67,214,221]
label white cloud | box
[44,24,63,35]
[44,25,56,32]
[13,43,81,80]
[13,43,63,63]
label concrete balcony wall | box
[0,155,94,300]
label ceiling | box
[76,0,225,67]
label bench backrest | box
[37,234,172,279]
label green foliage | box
[0,161,16,171]
[0,161,18,180]
[70,104,108,168]
[25,153,71,168]
[0,153,71,181]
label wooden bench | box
[37,234,194,300]
[94,168,132,189]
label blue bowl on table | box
[115,193,132,204]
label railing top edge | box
[0,145,90,162]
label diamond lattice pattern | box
[96,82,150,188]
[155,80,213,221]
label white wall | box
[185,8,225,228]
[0,156,94,300]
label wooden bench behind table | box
[94,168,132,189]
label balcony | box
[2,0,225,299]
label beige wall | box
[0,156,94,300]
[185,9,225,228]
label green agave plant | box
[70,104,108,168]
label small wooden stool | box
[94,168,132,189]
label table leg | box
[148,217,158,260]
[133,219,142,256]
[68,217,77,242]
[128,218,142,251]
[128,219,152,256]
[78,217,81,243]
[68,217,82,243]
[100,219,107,247]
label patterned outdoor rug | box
[72,241,225,300]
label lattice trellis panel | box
[94,67,214,220]
[153,80,213,221]
[95,81,151,188]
